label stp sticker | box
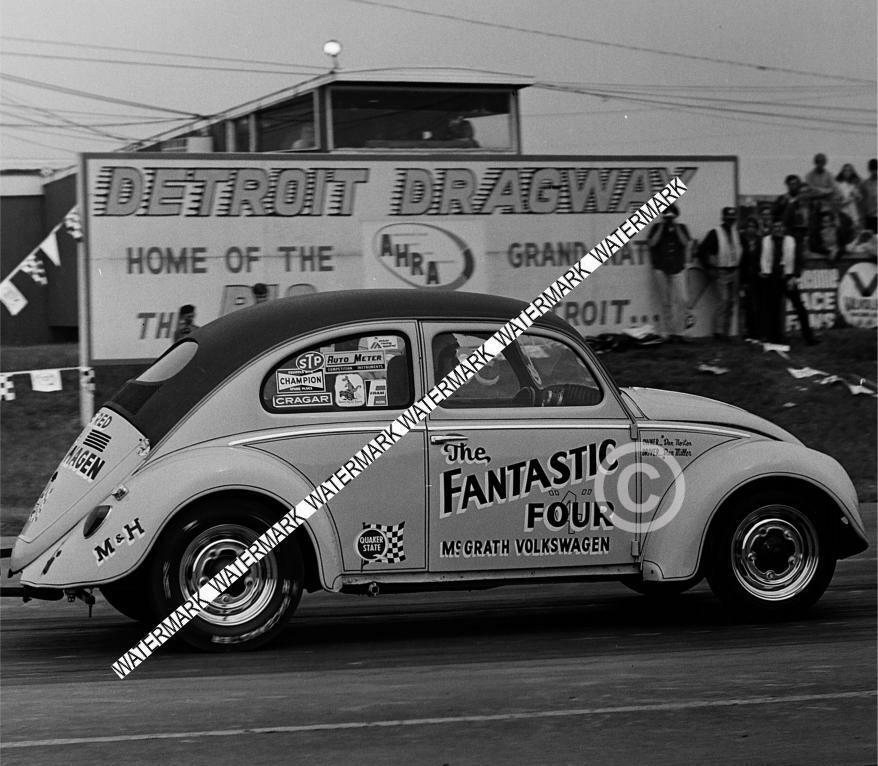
[295,351,325,373]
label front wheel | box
[707,491,835,615]
[148,499,304,651]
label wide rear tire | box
[148,498,304,651]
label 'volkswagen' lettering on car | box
[60,444,106,482]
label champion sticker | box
[276,369,325,392]
[335,373,365,407]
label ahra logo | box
[373,223,474,289]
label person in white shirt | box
[697,206,742,340]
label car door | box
[253,321,428,574]
[422,321,639,574]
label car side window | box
[433,331,602,408]
[262,332,412,413]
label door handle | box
[430,433,468,445]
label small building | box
[2,68,533,345]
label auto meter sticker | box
[355,522,406,564]
[276,368,325,393]
[272,392,333,408]
[366,378,387,407]
[325,350,385,374]
[335,373,365,407]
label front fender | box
[17,445,344,591]
[639,438,867,582]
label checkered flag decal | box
[80,367,95,393]
[20,253,47,285]
[364,522,406,564]
[0,375,14,402]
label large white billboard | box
[81,154,737,362]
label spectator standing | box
[647,203,691,342]
[835,163,862,234]
[772,175,812,251]
[739,217,764,340]
[697,206,742,340]
[860,159,877,233]
[804,153,839,214]
[760,221,796,343]
[173,304,198,341]
[252,283,269,304]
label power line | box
[0,35,325,72]
[2,91,137,141]
[550,83,876,115]
[0,50,319,76]
[344,0,875,85]
[0,72,206,118]
[533,83,874,136]
[535,82,875,128]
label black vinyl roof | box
[110,289,572,444]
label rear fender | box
[639,439,866,582]
[17,445,343,591]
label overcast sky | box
[1,0,875,193]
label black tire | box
[148,498,304,651]
[706,490,835,615]
[100,568,155,623]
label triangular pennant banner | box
[0,279,27,315]
[20,253,47,285]
[40,230,60,266]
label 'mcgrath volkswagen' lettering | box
[392,166,697,216]
[94,166,370,217]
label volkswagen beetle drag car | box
[9,290,868,650]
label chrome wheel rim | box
[179,524,278,626]
[731,505,819,601]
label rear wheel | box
[148,499,303,651]
[707,491,835,615]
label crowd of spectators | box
[648,155,876,346]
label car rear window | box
[136,340,199,383]
[261,332,413,413]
